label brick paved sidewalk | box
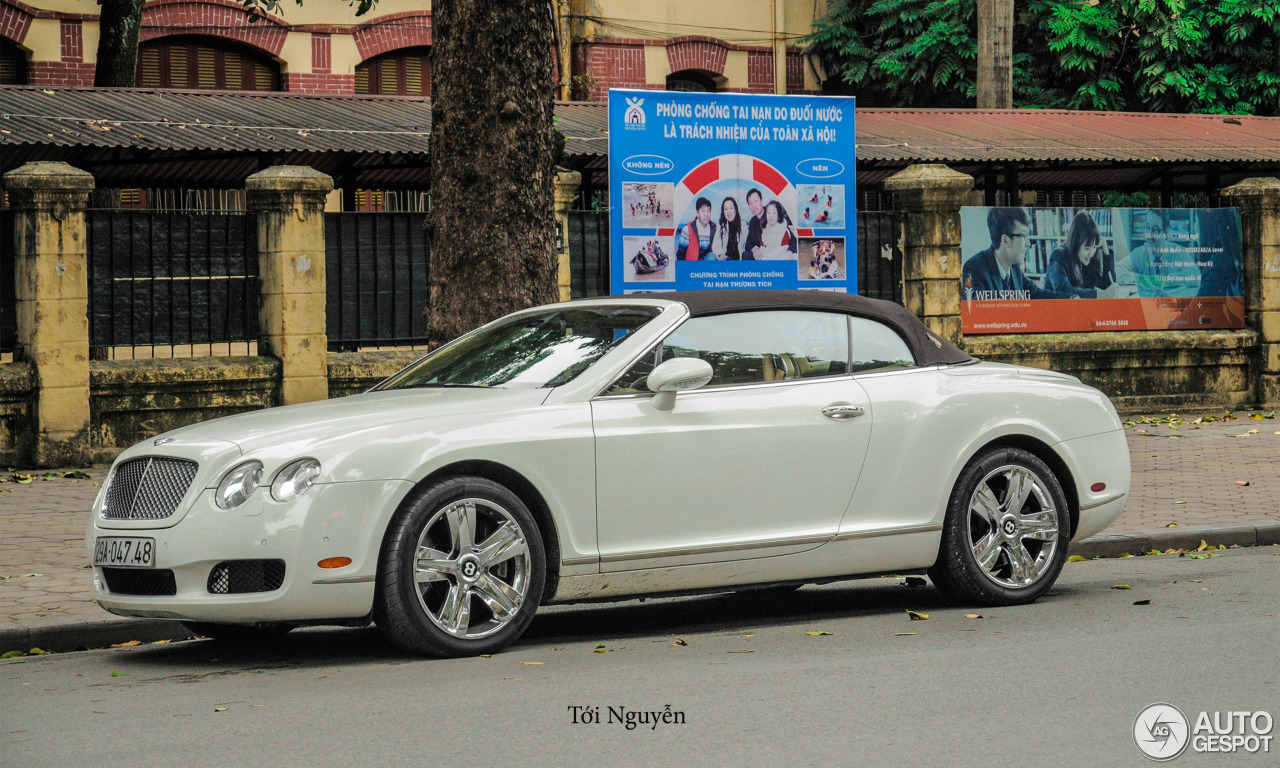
[2,410,1278,652]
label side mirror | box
[646,357,713,411]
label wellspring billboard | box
[960,206,1244,334]
[607,89,856,295]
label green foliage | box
[806,0,1280,114]
[240,0,376,22]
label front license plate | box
[94,537,155,568]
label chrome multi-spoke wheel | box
[412,498,531,639]
[375,477,546,657]
[964,465,1060,589]
[929,447,1070,606]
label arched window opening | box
[666,70,717,93]
[355,48,430,96]
[137,37,281,91]
[0,39,27,85]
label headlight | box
[271,458,322,503]
[97,469,115,516]
[216,462,263,510]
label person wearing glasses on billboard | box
[962,208,1075,300]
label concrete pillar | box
[3,162,94,467]
[554,169,582,302]
[246,166,333,406]
[883,164,974,345]
[1222,177,1280,406]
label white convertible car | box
[88,291,1130,656]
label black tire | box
[182,622,296,643]
[929,446,1070,606]
[374,476,546,657]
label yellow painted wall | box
[21,18,61,62]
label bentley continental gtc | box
[88,291,1130,656]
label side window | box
[849,317,915,373]
[607,311,849,393]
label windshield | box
[375,305,662,390]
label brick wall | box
[574,41,647,101]
[29,60,94,86]
[352,12,431,60]
[285,72,355,94]
[0,2,33,45]
[59,19,82,62]
[666,37,727,76]
[786,51,804,94]
[747,50,773,93]
[311,33,330,73]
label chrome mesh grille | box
[102,458,199,520]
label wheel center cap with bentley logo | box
[458,555,481,582]
[1001,518,1018,537]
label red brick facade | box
[139,0,288,57]
[285,72,354,94]
[310,32,330,73]
[665,36,727,77]
[574,37,815,100]
[59,19,81,61]
[0,0,33,44]
[28,60,94,86]
[352,12,431,60]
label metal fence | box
[568,209,610,298]
[855,211,906,304]
[0,209,17,358]
[86,210,259,358]
[324,212,430,350]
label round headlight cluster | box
[215,462,263,510]
[271,458,322,502]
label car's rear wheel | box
[929,447,1069,606]
[374,476,545,657]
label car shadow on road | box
[102,578,1080,669]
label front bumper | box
[87,478,413,623]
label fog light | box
[318,557,352,569]
[1091,482,1106,492]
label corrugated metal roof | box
[1,88,1274,191]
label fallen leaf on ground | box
[1198,540,1210,551]
[671,639,688,647]
[110,671,128,677]
[110,640,141,648]
[805,630,834,636]
[1237,480,1251,486]
[894,632,917,637]
[1133,599,1152,606]
[1166,522,1180,527]
[1174,501,1187,505]
[15,574,42,578]
[1118,553,1135,558]
[149,639,170,645]
[1066,555,1087,562]
[1111,585,1131,590]
[727,650,754,653]
[213,707,228,712]
[964,613,985,619]
[1188,553,1213,560]
[519,661,545,665]
[62,470,92,479]
[906,610,929,620]
[1,650,24,659]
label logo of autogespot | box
[1134,703,1191,761]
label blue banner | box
[608,90,857,295]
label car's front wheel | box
[929,447,1070,606]
[374,476,545,657]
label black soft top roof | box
[664,290,971,367]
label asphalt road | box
[3,548,1277,768]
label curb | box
[1068,520,1280,559]
[0,616,193,655]
[4,521,1279,654]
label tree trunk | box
[976,0,1013,109]
[94,0,145,87]
[427,0,563,345]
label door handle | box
[822,404,865,420]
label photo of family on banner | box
[960,206,1244,334]
[608,89,856,294]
